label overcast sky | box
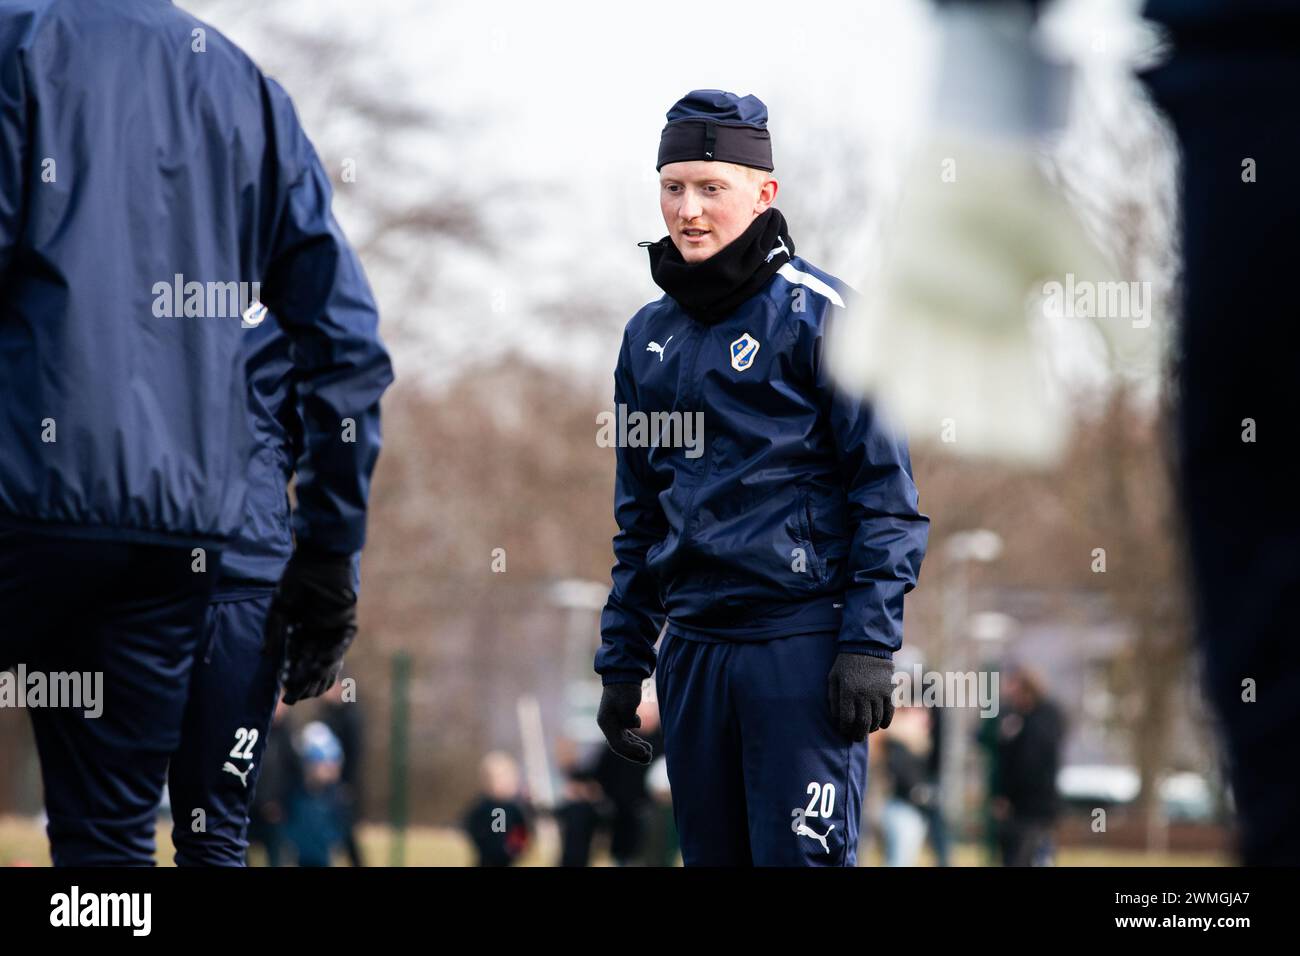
[193,0,1159,389]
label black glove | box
[268,546,358,705]
[597,682,652,765]
[828,652,896,741]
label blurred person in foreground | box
[1138,0,1300,866]
[0,0,391,865]
[992,666,1065,867]
[838,0,1300,866]
[594,90,929,866]
[462,752,532,867]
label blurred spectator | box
[641,754,678,867]
[594,697,663,865]
[557,695,663,866]
[878,706,933,866]
[319,679,366,865]
[246,700,300,867]
[284,721,349,867]
[890,651,950,866]
[923,706,950,866]
[993,666,1065,867]
[555,736,603,868]
[461,752,531,866]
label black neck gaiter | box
[643,207,795,324]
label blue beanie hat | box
[657,89,774,172]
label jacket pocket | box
[645,537,668,568]
[796,486,827,587]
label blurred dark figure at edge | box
[1140,0,1300,867]
[942,0,1300,866]
[991,667,1065,867]
[0,0,391,867]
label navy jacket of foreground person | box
[596,255,930,684]
[0,0,392,555]
[221,308,363,587]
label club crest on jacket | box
[730,333,760,372]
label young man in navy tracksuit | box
[595,90,929,866]
[0,0,391,865]
[167,310,384,867]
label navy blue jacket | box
[221,313,369,588]
[596,256,930,685]
[0,0,392,553]
[222,314,298,585]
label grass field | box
[0,814,1231,867]
[0,816,497,867]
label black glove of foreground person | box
[597,682,653,764]
[268,546,358,704]
[828,652,896,741]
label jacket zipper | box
[802,489,822,584]
[677,321,711,554]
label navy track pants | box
[0,529,218,866]
[168,587,282,866]
[655,630,869,866]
